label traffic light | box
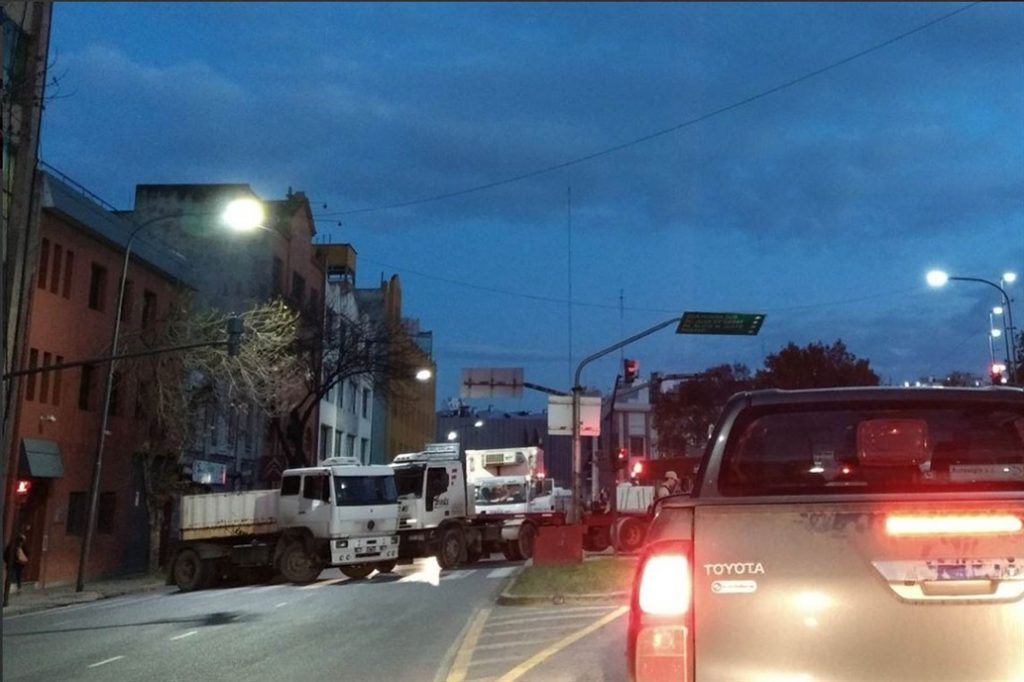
[226,316,245,356]
[623,358,639,385]
[990,362,1008,385]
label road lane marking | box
[274,602,288,608]
[485,605,616,623]
[251,584,285,593]
[494,606,628,682]
[445,608,491,682]
[486,612,615,628]
[478,626,580,639]
[486,567,517,579]
[300,578,347,590]
[170,630,198,641]
[87,656,126,668]
[440,571,475,581]
[475,638,552,651]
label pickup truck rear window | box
[719,401,1024,496]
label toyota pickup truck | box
[628,386,1024,682]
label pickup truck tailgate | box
[693,499,1024,681]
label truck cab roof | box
[284,460,394,477]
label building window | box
[335,431,343,457]
[25,348,38,401]
[40,352,52,403]
[98,492,116,534]
[361,438,369,462]
[346,434,356,458]
[50,244,62,293]
[349,382,357,414]
[339,380,345,411]
[62,250,74,298]
[291,272,305,304]
[88,262,107,311]
[66,492,87,536]
[37,238,50,289]
[141,290,157,329]
[121,280,134,321]
[52,356,63,406]
[108,371,122,416]
[629,436,645,458]
[319,425,331,461]
[79,363,95,410]
[362,389,370,419]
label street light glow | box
[991,328,1002,338]
[222,197,265,231]
[415,368,433,382]
[993,306,1004,315]
[1004,272,1018,284]
[926,270,949,287]
[447,430,458,441]
[474,420,484,428]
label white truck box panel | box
[181,490,279,541]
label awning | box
[20,438,64,478]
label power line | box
[357,254,930,315]
[315,2,981,218]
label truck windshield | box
[333,475,398,506]
[720,401,1024,496]
[475,482,528,505]
[393,465,425,498]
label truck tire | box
[436,526,465,570]
[172,549,210,592]
[517,523,537,560]
[502,540,523,562]
[464,544,483,564]
[375,560,398,574]
[584,526,611,553]
[340,563,375,580]
[614,517,646,553]
[279,541,322,584]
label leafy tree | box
[654,364,753,455]
[755,339,879,389]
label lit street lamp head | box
[415,368,433,382]
[993,306,1004,315]
[222,197,265,232]
[926,270,949,287]
[447,431,458,441]
[1004,272,1018,284]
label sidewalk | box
[2,572,170,617]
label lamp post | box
[926,270,1017,382]
[76,198,264,592]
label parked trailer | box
[169,457,399,590]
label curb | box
[3,579,169,617]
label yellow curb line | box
[446,607,492,682]
[494,605,628,682]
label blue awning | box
[20,438,64,478]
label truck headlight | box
[336,540,348,549]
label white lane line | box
[486,612,615,628]
[440,571,475,581]
[299,578,347,590]
[485,567,517,579]
[87,656,126,669]
[170,630,198,641]
[477,626,580,639]
[475,638,552,651]
[486,605,616,622]
[274,602,288,608]
[250,584,285,593]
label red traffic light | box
[624,358,639,384]
[15,479,31,497]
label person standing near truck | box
[655,471,680,499]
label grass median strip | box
[506,557,636,597]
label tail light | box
[886,513,1022,536]
[629,541,693,682]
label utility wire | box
[357,254,930,315]
[316,2,980,218]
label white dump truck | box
[466,446,565,515]
[169,457,399,591]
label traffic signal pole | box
[570,316,681,524]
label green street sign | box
[677,311,766,336]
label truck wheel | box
[340,563,375,580]
[279,541,322,584]
[436,526,464,570]
[614,517,646,553]
[172,549,209,592]
[517,523,537,560]
[375,560,398,574]
[502,540,523,562]
[464,544,483,564]
[585,526,611,553]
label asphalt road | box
[2,557,628,682]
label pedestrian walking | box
[5,526,30,591]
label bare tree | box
[121,295,302,572]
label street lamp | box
[76,198,263,592]
[415,368,433,382]
[447,430,458,441]
[926,270,1017,381]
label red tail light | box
[630,541,693,682]
[886,513,1022,536]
